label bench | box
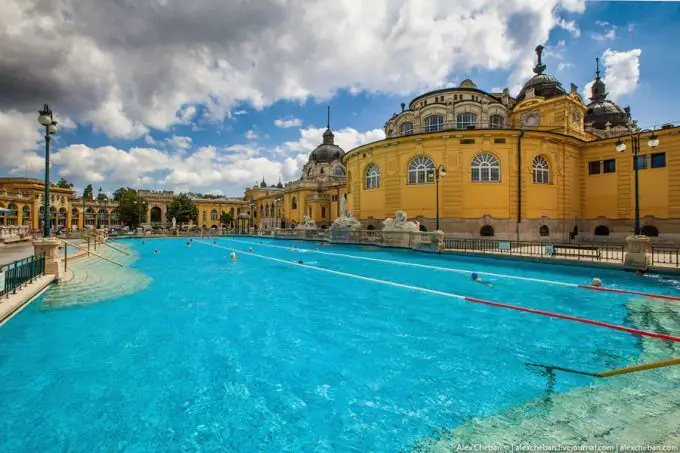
[550,244,601,259]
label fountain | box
[296,216,318,230]
[382,211,420,232]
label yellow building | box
[343,46,680,242]
[244,118,347,231]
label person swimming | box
[469,272,492,286]
[248,247,253,252]
[230,252,238,260]
[186,242,191,247]
[591,277,603,287]
[153,249,159,254]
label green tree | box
[166,193,198,225]
[56,177,74,189]
[219,211,234,226]
[97,187,108,201]
[113,187,148,227]
[83,184,94,200]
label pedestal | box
[33,238,63,282]
[623,235,650,271]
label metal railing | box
[442,238,625,263]
[1,254,46,298]
[650,247,680,268]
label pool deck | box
[0,240,90,325]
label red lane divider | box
[578,285,680,302]
[464,296,680,343]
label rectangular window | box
[634,155,647,170]
[321,207,326,218]
[494,138,506,144]
[588,161,601,175]
[460,139,475,144]
[603,159,616,173]
[651,152,666,168]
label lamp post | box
[38,105,58,238]
[249,196,255,231]
[82,196,86,230]
[615,129,660,235]
[433,165,446,231]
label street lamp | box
[38,104,58,238]
[615,129,660,235]
[433,165,446,231]
[249,196,255,231]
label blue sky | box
[1,0,678,196]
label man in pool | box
[591,277,603,287]
[469,272,492,286]
[230,252,238,260]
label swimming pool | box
[0,237,678,451]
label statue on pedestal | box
[340,194,347,217]
[172,217,177,229]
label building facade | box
[343,46,680,242]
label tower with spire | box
[584,57,629,137]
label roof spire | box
[589,57,608,103]
[533,45,546,75]
[322,106,334,145]
[326,105,331,130]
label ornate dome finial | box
[590,57,608,103]
[322,105,335,145]
[533,45,546,75]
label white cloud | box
[592,20,617,40]
[33,125,382,195]
[233,110,247,116]
[557,62,574,71]
[557,19,581,38]
[274,117,303,128]
[0,0,586,159]
[583,48,642,102]
[245,130,259,141]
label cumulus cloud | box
[28,125,382,195]
[0,0,586,165]
[592,20,617,41]
[583,48,642,102]
[245,130,259,141]
[274,117,303,128]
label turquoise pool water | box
[0,237,678,451]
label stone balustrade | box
[0,226,31,242]
[272,228,443,252]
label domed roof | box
[309,107,345,163]
[459,79,477,89]
[584,58,629,130]
[516,45,566,102]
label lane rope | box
[195,240,680,343]
[220,237,680,302]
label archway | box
[641,225,659,237]
[480,225,494,237]
[594,225,610,236]
[539,225,550,237]
[367,224,376,231]
[419,224,428,232]
[150,206,162,223]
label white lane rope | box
[219,237,578,288]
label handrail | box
[62,240,124,267]
[99,240,131,256]
[526,356,680,379]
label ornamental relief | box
[521,110,540,127]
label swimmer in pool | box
[635,269,647,277]
[591,277,603,287]
[153,249,159,254]
[186,242,191,247]
[248,247,253,252]
[469,272,492,286]
[230,252,238,260]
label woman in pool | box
[230,252,238,260]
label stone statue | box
[330,209,361,230]
[172,217,176,229]
[382,211,420,232]
[340,194,346,217]
[296,216,318,230]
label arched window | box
[291,197,297,209]
[424,115,443,132]
[480,225,495,237]
[641,225,659,237]
[408,156,435,185]
[260,205,264,217]
[307,168,313,177]
[539,225,550,237]
[367,224,376,230]
[210,209,218,220]
[594,225,610,236]
[335,167,345,176]
[265,205,270,217]
[365,164,380,189]
[532,155,550,184]
[489,114,505,129]
[457,112,477,129]
[471,153,501,182]
[71,208,79,217]
[400,122,414,136]
[22,206,31,218]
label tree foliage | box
[56,177,74,189]
[97,187,108,201]
[219,211,234,225]
[112,187,148,227]
[82,184,94,200]
[166,193,198,225]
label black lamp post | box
[249,196,255,230]
[38,105,58,238]
[82,196,86,230]
[615,129,659,235]
[433,165,446,231]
